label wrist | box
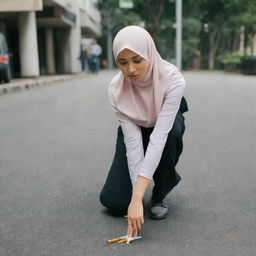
[131,176,150,202]
[131,192,143,202]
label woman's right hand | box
[126,176,150,240]
[127,197,144,238]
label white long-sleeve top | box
[109,71,186,187]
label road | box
[0,70,255,256]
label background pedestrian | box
[88,39,102,73]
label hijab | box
[109,25,178,127]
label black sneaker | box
[148,198,168,220]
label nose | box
[128,63,136,74]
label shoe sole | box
[148,212,168,220]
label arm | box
[139,71,186,180]
[108,89,144,187]
[127,176,150,238]
[127,71,186,238]
[108,88,148,238]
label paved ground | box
[0,70,255,256]
[0,73,86,94]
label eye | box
[133,58,142,64]
[133,56,143,64]
[118,60,127,65]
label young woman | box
[100,26,188,239]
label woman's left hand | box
[127,197,144,238]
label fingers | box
[127,218,143,238]
[134,217,144,233]
[127,219,136,237]
[136,220,142,232]
[127,219,133,238]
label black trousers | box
[100,98,188,215]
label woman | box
[100,26,188,239]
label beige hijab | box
[109,26,178,127]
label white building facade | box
[0,0,101,77]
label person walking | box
[100,26,188,240]
[80,44,88,72]
[88,39,102,73]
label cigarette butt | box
[118,238,128,243]
[127,235,142,244]
[107,237,121,243]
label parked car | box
[0,32,11,83]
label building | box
[0,0,101,78]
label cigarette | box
[107,235,142,244]
[126,235,142,244]
[126,237,131,244]
[107,235,127,243]
[107,237,121,243]
[118,238,128,243]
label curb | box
[0,73,86,95]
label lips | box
[128,74,139,79]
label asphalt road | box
[0,70,255,256]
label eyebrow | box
[118,55,141,61]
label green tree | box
[98,0,141,34]
[182,18,201,69]
[98,0,256,70]
[133,0,169,39]
[97,0,141,68]
[194,0,256,69]
[132,0,177,60]
[229,0,256,56]
[132,0,202,68]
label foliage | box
[217,51,243,72]
[97,0,256,71]
[182,18,201,69]
[194,0,256,69]
[97,0,141,35]
[132,0,174,39]
[97,0,141,63]
[218,52,244,65]
[241,56,256,75]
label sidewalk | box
[0,73,86,95]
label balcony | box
[0,0,43,12]
[80,8,101,37]
[37,5,76,28]
[43,0,66,9]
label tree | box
[97,0,141,68]
[194,0,256,69]
[132,0,177,61]
[98,0,256,70]
[230,0,256,56]
[182,18,201,69]
[133,0,167,39]
[194,0,228,69]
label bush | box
[218,52,244,72]
[241,57,256,75]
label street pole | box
[176,0,182,70]
[106,15,114,70]
[107,27,114,69]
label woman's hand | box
[126,176,150,240]
[127,197,144,238]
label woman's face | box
[116,49,149,81]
